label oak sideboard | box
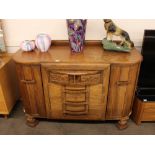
[13,41,142,129]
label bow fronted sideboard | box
[13,41,142,129]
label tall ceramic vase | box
[67,19,87,53]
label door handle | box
[21,79,35,84]
[116,81,129,86]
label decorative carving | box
[49,72,68,84]
[49,71,102,86]
[81,73,101,85]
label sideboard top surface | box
[0,53,13,70]
[13,42,142,65]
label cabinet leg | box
[26,114,39,127]
[134,119,142,125]
[117,118,128,130]
[4,114,8,119]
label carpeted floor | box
[0,103,155,135]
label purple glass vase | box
[67,19,87,53]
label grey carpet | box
[0,103,155,135]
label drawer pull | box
[64,102,88,106]
[21,80,35,84]
[64,111,88,115]
[116,81,129,86]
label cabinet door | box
[16,64,46,117]
[41,63,110,120]
[106,64,140,119]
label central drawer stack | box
[50,70,102,115]
[41,63,110,120]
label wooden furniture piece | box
[132,97,155,125]
[13,41,142,129]
[0,54,19,118]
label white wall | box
[2,19,155,53]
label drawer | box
[65,91,86,102]
[144,105,155,113]
[49,70,102,86]
[63,86,88,103]
[132,98,155,124]
[49,72,69,84]
[142,103,155,120]
[63,102,88,115]
[80,73,101,85]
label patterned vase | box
[20,40,35,52]
[67,19,87,53]
[35,33,51,52]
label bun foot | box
[26,114,39,127]
[4,114,8,119]
[117,119,128,130]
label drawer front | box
[41,63,110,120]
[65,91,86,102]
[49,71,102,86]
[64,103,88,115]
[142,103,155,121]
[49,72,68,84]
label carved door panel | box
[16,64,46,117]
[41,63,110,120]
[106,64,139,119]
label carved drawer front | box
[49,71,102,86]
[41,63,110,120]
[49,72,68,84]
